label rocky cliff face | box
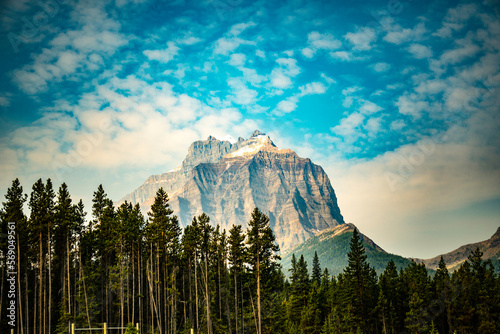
[119,130,344,251]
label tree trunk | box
[234,272,238,334]
[16,235,24,334]
[257,255,261,334]
[67,234,71,331]
[48,225,52,334]
[248,285,258,333]
[204,257,212,334]
[39,228,43,334]
[195,252,199,334]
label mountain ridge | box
[280,223,413,277]
[416,226,500,271]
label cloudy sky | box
[1,0,499,258]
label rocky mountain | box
[120,130,345,251]
[280,223,412,277]
[417,227,500,271]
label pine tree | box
[312,251,322,287]
[53,183,82,333]
[0,179,28,331]
[342,228,378,333]
[228,224,246,334]
[28,178,56,334]
[192,212,214,334]
[246,208,280,334]
[433,256,452,334]
[378,260,401,333]
[146,187,181,334]
[402,261,432,333]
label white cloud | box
[270,72,292,89]
[275,99,297,114]
[177,36,202,45]
[344,27,376,51]
[407,43,433,59]
[269,58,301,89]
[395,94,429,117]
[0,94,11,107]
[440,36,480,65]
[228,78,258,105]
[329,51,352,61]
[213,22,256,55]
[299,82,326,95]
[331,112,364,141]
[365,117,382,136]
[238,67,266,85]
[372,62,391,72]
[272,81,328,116]
[301,47,314,58]
[434,3,477,38]
[12,6,128,94]
[2,74,260,185]
[390,119,405,131]
[143,42,179,62]
[341,86,362,108]
[302,31,341,58]
[228,53,246,66]
[360,100,382,114]
[383,21,426,45]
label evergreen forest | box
[1,178,499,334]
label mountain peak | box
[250,130,266,138]
[120,130,345,251]
[224,133,280,158]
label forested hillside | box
[281,224,412,277]
[1,178,499,334]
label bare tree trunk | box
[48,225,52,334]
[39,229,43,334]
[24,272,28,334]
[0,259,3,330]
[225,266,232,334]
[257,256,261,334]
[241,280,244,334]
[248,286,258,334]
[67,235,71,331]
[188,258,193,330]
[121,244,125,334]
[79,251,92,329]
[234,272,238,334]
[34,275,37,334]
[163,259,167,334]
[16,235,24,334]
[132,246,135,324]
[218,257,221,320]
[203,257,212,334]
[195,252,199,334]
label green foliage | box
[2,178,500,334]
[125,323,139,334]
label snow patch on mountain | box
[225,134,273,158]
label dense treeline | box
[0,178,499,334]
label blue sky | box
[1,0,499,258]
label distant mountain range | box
[416,227,500,271]
[120,130,344,252]
[120,130,500,271]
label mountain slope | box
[281,223,412,277]
[120,130,344,251]
[417,227,500,271]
